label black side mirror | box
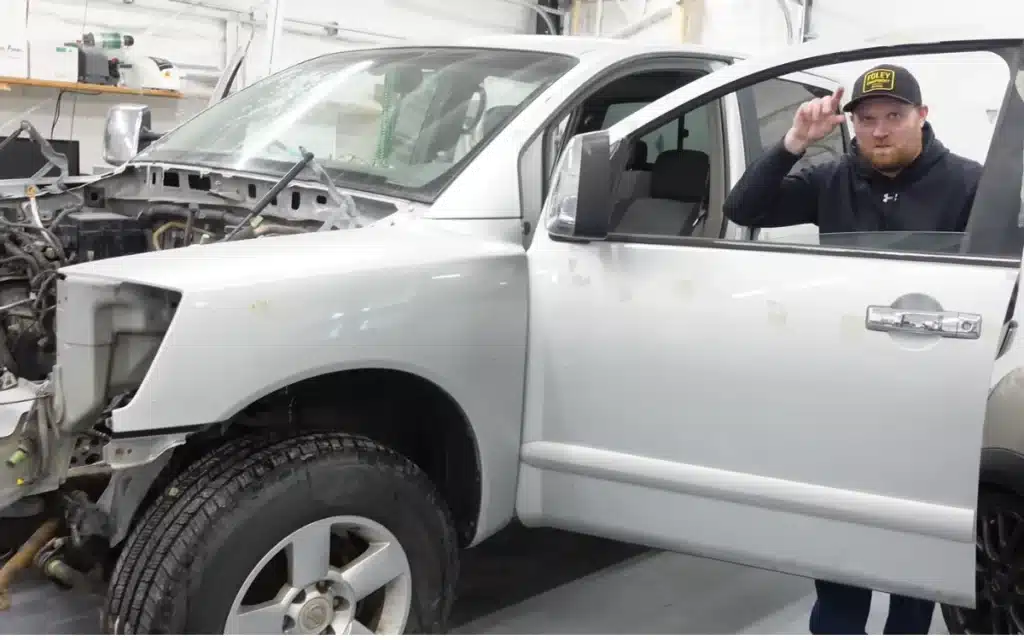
[543,130,613,241]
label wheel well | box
[156,368,482,548]
[981,447,1024,499]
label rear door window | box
[741,78,848,173]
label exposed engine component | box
[0,132,382,386]
[0,204,71,381]
[54,211,148,262]
[0,517,59,610]
[0,488,111,608]
[138,201,327,250]
[0,192,158,381]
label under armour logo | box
[882,193,899,203]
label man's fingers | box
[795,95,846,132]
[808,99,823,121]
[818,99,832,120]
[794,102,812,123]
[831,86,845,110]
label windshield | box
[134,47,577,203]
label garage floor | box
[2,523,950,634]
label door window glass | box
[744,78,847,173]
[742,52,1016,257]
[591,48,1023,261]
[602,101,712,162]
[533,66,711,221]
[740,78,847,242]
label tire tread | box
[102,429,458,634]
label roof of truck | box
[454,33,749,61]
[451,34,849,85]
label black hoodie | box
[722,122,983,233]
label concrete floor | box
[1,523,950,635]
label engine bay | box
[0,144,402,386]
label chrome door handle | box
[865,306,982,339]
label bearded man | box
[723,63,982,241]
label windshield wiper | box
[267,139,363,231]
[303,153,363,231]
[222,148,314,241]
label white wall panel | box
[253,0,532,73]
[570,0,792,53]
[28,0,229,69]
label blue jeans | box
[810,580,935,634]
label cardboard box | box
[29,42,78,83]
[0,0,29,79]
[0,40,29,79]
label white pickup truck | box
[0,27,1022,635]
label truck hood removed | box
[58,218,520,293]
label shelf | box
[0,76,183,98]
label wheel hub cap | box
[296,596,333,634]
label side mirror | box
[103,104,161,165]
[543,130,613,240]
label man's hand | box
[783,87,846,155]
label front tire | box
[102,430,459,634]
[942,487,1024,634]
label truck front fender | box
[79,224,530,545]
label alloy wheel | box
[947,498,1024,634]
[224,515,413,634]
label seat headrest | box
[481,105,517,137]
[627,140,649,169]
[650,149,710,201]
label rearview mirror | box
[103,104,160,165]
[543,130,613,240]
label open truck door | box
[518,27,1024,607]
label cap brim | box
[842,93,917,112]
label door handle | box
[865,306,982,339]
